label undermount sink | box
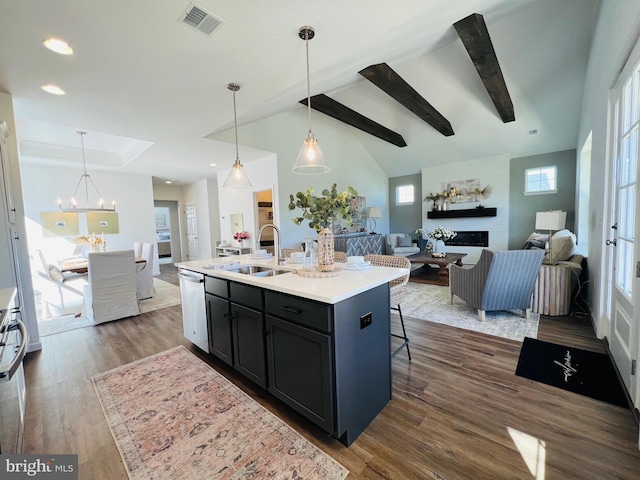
[228,265,291,277]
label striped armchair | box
[449,249,545,322]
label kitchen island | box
[176,255,408,446]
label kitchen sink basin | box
[228,265,291,277]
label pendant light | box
[58,131,116,212]
[292,26,330,174]
[223,83,253,188]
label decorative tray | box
[294,268,342,278]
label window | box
[395,184,414,205]
[524,166,557,194]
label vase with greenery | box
[288,184,358,271]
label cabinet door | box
[265,315,334,433]
[231,303,267,388]
[206,294,233,366]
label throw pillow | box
[521,232,549,250]
[397,236,412,247]
[548,229,576,263]
[48,265,65,283]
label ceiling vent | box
[179,2,224,37]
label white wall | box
[215,107,389,249]
[577,1,640,339]
[20,163,157,271]
[421,155,510,264]
[0,93,40,352]
[183,179,219,260]
[217,154,278,250]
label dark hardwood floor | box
[22,263,640,479]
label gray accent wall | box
[508,149,576,249]
[388,173,422,237]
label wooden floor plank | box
[20,264,640,479]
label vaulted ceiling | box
[0,0,597,184]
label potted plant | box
[288,184,358,271]
[233,230,249,247]
[426,225,457,256]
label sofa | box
[522,229,584,315]
[385,233,420,257]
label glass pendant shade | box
[223,82,252,189]
[223,159,253,188]
[292,132,329,174]
[293,25,330,175]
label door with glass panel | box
[607,45,640,404]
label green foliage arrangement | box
[288,183,358,233]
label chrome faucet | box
[257,223,282,263]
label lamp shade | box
[366,207,382,218]
[535,211,566,231]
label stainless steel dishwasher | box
[178,268,208,352]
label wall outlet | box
[360,312,372,329]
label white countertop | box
[175,255,408,304]
[0,287,17,311]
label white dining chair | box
[136,242,157,300]
[82,250,140,324]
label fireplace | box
[445,231,489,247]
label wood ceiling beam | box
[300,94,407,147]
[453,13,515,123]
[358,63,454,137]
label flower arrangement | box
[233,231,249,242]
[288,184,358,233]
[426,225,457,241]
[75,233,105,252]
[415,228,427,238]
[75,234,104,247]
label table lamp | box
[366,207,382,234]
[535,210,566,264]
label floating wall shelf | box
[427,207,497,219]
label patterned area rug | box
[92,346,348,480]
[39,278,181,337]
[401,282,539,341]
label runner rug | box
[515,337,628,407]
[92,346,348,480]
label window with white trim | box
[524,165,557,194]
[395,184,414,205]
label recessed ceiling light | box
[209,163,217,167]
[165,180,172,184]
[43,38,73,55]
[41,84,65,95]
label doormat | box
[92,346,348,480]
[515,337,628,407]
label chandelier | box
[58,131,116,212]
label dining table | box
[60,256,147,274]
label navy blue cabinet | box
[204,275,392,446]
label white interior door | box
[607,43,640,405]
[186,204,198,261]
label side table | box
[531,264,572,316]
